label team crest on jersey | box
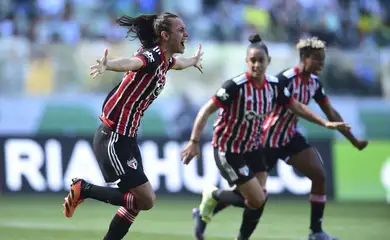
[153,66,166,98]
[239,165,250,176]
[127,158,138,170]
[216,88,229,100]
[153,83,164,97]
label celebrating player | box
[193,37,368,240]
[182,34,350,240]
[62,12,203,240]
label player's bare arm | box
[287,99,351,131]
[318,100,368,150]
[172,44,203,72]
[89,49,144,78]
[181,99,218,164]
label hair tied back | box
[248,33,262,44]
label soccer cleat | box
[199,186,218,223]
[308,231,339,240]
[192,208,206,240]
[63,178,86,218]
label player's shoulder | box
[277,67,297,80]
[310,73,321,83]
[219,73,248,93]
[267,73,290,88]
[136,46,162,62]
[228,73,249,86]
[265,74,279,84]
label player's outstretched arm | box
[172,44,203,73]
[89,49,144,78]
[181,99,218,165]
[288,99,351,131]
[318,100,368,150]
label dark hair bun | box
[248,33,262,43]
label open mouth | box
[181,40,186,47]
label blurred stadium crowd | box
[0,0,389,47]
[0,0,389,98]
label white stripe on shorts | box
[108,132,125,175]
[217,151,239,182]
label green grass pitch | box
[0,194,389,240]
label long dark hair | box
[116,12,179,48]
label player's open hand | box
[324,121,351,131]
[353,140,368,151]
[90,49,108,79]
[193,44,204,73]
[181,140,200,165]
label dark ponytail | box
[247,33,269,57]
[248,33,262,44]
[116,12,179,49]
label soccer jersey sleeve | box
[275,75,293,106]
[167,57,176,70]
[313,81,328,105]
[134,49,160,72]
[212,79,239,108]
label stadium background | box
[0,0,389,239]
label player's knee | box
[246,194,265,209]
[139,192,156,210]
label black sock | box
[104,207,138,240]
[213,202,229,215]
[85,184,137,210]
[310,201,325,233]
[84,184,125,205]
[212,189,246,208]
[238,197,267,239]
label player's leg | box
[64,125,154,215]
[193,149,266,240]
[211,147,278,215]
[211,149,265,210]
[236,150,271,240]
[103,182,154,240]
[192,186,240,240]
[286,134,337,239]
[63,124,155,240]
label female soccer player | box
[193,37,368,240]
[62,12,203,240]
[182,34,350,240]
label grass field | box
[0,194,389,240]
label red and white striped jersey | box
[212,72,293,153]
[261,67,328,148]
[100,45,176,137]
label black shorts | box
[213,148,267,186]
[92,124,148,191]
[264,133,311,171]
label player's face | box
[246,48,269,79]
[167,17,188,54]
[305,49,325,75]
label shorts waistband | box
[100,123,137,142]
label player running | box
[62,12,203,240]
[192,37,368,240]
[182,34,350,240]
